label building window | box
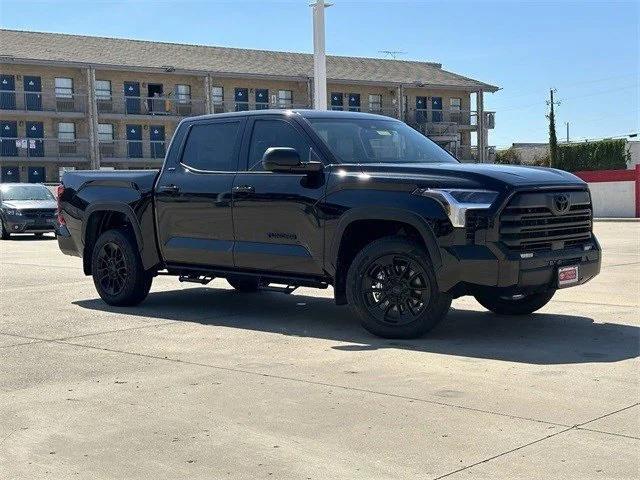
[55,78,73,98]
[277,90,293,108]
[95,80,112,100]
[97,123,114,142]
[176,84,191,104]
[58,122,75,142]
[212,86,223,104]
[450,98,461,112]
[368,94,382,112]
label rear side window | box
[247,119,311,171]
[181,121,240,171]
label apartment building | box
[0,29,499,183]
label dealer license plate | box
[558,265,579,288]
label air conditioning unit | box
[97,99,113,113]
[56,98,75,112]
[59,142,77,155]
[99,142,115,157]
[176,103,192,116]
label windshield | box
[0,185,55,201]
[306,118,458,164]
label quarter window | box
[95,80,112,100]
[97,123,114,142]
[176,84,191,104]
[55,77,73,98]
[277,90,293,108]
[58,122,75,142]
[368,94,382,112]
[247,119,310,171]
[181,121,240,171]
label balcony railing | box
[405,108,478,127]
[97,94,207,116]
[209,101,312,114]
[0,137,89,159]
[0,91,88,113]
[99,140,166,160]
[453,146,496,163]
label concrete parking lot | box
[0,222,638,479]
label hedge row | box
[555,139,629,172]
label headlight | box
[4,208,22,216]
[412,188,498,227]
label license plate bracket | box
[558,265,579,288]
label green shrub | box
[494,147,521,165]
[532,153,550,167]
[556,139,629,172]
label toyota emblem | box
[553,194,570,214]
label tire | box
[227,277,261,292]
[474,289,555,315]
[346,236,451,339]
[0,220,9,240]
[91,229,153,306]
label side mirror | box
[262,147,323,174]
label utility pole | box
[565,122,570,143]
[311,0,332,110]
[546,88,561,167]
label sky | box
[0,0,638,148]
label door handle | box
[158,184,180,194]
[232,185,255,194]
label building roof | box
[0,29,499,92]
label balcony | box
[0,137,89,162]
[210,101,311,114]
[0,91,87,115]
[97,94,206,117]
[99,140,166,163]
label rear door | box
[0,75,16,110]
[232,115,327,275]
[23,76,42,111]
[155,117,245,268]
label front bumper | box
[438,237,602,295]
[3,215,57,234]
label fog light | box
[520,252,534,259]
[583,244,593,251]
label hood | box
[2,199,57,210]
[354,162,585,189]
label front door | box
[124,81,141,114]
[155,117,245,268]
[330,92,343,110]
[23,76,42,111]
[0,75,16,110]
[1,166,20,182]
[150,125,165,158]
[255,89,268,110]
[416,96,427,123]
[431,97,443,122]
[26,121,44,157]
[348,93,361,112]
[126,124,143,158]
[28,166,45,183]
[234,88,248,111]
[232,116,326,275]
[0,120,18,156]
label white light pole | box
[311,0,331,110]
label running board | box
[179,275,214,285]
[261,284,299,295]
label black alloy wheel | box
[96,241,128,296]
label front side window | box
[98,123,114,142]
[306,118,457,164]
[55,77,73,98]
[181,121,240,171]
[95,80,112,100]
[368,94,382,112]
[58,122,75,142]
[277,90,293,108]
[247,119,311,171]
[212,86,224,104]
[176,84,191,104]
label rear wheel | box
[91,229,153,306]
[227,277,262,292]
[346,236,451,339]
[474,290,555,315]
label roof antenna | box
[379,50,406,59]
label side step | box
[179,275,214,285]
[261,283,299,295]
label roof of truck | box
[186,109,403,122]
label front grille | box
[20,209,56,219]
[499,190,592,251]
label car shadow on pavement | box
[74,286,640,365]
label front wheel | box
[474,290,556,315]
[346,236,451,339]
[91,229,153,306]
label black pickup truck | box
[56,110,601,338]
